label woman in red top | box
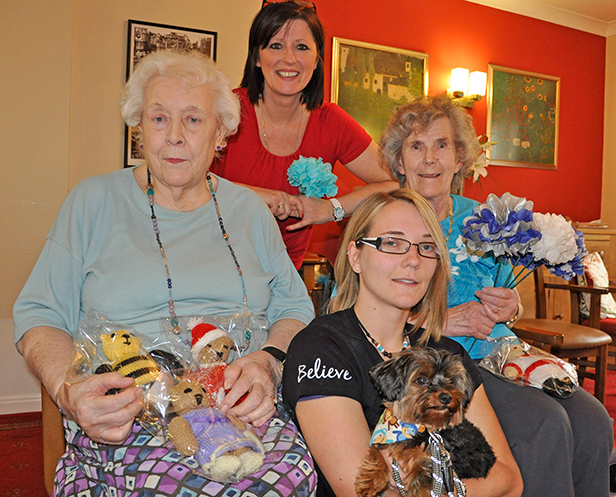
[211,1,396,268]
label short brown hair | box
[380,94,481,193]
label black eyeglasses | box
[356,237,440,259]
[261,0,317,13]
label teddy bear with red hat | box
[188,317,237,407]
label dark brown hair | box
[240,2,325,109]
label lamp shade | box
[450,67,469,94]
[469,71,487,96]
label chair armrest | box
[511,324,564,351]
[543,282,610,295]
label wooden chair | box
[574,255,616,370]
[512,268,612,404]
[299,252,334,316]
[42,385,65,496]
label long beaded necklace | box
[146,168,250,341]
[258,101,305,155]
[357,318,410,359]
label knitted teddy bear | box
[502,344,576,398]
[188,318,237,406]
[167,378,264,481]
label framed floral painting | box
[486,64,560,170]
[331,37,428,143]
[124,20,217,168]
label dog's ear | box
[369,354,414,402]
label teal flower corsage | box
[287,156,338,198]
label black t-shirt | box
[282,307,482,497]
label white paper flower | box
[531,213,577,264]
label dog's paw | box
[440,419,496,479]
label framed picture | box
[124,20,218,168]
[331,37,428,143]
[486,64,560,170]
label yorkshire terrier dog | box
[355,348,496,497]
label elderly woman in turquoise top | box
[13,50,316,497]
[380,94,613,497]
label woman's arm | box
[296,396,376,497]
[463,385,523,497]
[286,142,399,230]
[18,326,143,444]
[221,318,306,426]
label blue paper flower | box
[287,156,338,198]
[462,193,541,258]
[461,192,586,289]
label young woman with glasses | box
[210,0,397,269]
[282,189,522,497]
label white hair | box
[120,50,240,145]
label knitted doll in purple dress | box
[168,378,264,482]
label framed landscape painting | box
[486,64,560,170]
[124,20,217,168]
[331,37,428,143]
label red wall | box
[308,0,606,264]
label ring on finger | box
[278,204,284,210]
[266,393,277,402]
[497,306,502,312]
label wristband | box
[329,198,345,222]
[262,346,286,375]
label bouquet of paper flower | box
[287,156,338,198]
[462,192,587,289]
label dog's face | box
[370,347,474,430]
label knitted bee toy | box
[167,378,264,481]
[96,330,160,387]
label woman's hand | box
[57,372,143,445]
[443,301,498,340]
[249,185,304,221]
[286,196,336,230]
[443,287,521,339]
[220,350,279,427]
[475,286,521,324]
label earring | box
[216,145,222,151]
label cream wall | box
[602,34,616,228]
[68,0,260,187]
[1,0,260,414]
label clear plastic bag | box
[159,313,268,365]
[159,315,267,408]
[479,336,579,398]
[164,377,265,482]
[67,309,189,431]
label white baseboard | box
[0,393,42,415]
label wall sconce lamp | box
[448,68,487,107]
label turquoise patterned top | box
[442,195,516,360]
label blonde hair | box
[380,94,481,193]
[329,189,451,344]
[120,50,240,147]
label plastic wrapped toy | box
[167,378,264,482]
[480,336,578,398]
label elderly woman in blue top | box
[381,94,613,497]
[13,50,315,496]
